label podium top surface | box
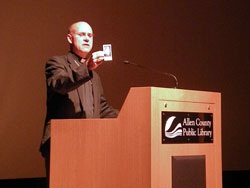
[127,87,221,103]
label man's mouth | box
[82,44,90,46]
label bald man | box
[40,21,118,187]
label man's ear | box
[67,34,72,44]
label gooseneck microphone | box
[123,60,179,88]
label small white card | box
[103,44,112,61]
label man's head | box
[67,21,93,58]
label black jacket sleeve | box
[46,56,92,95]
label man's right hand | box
[87,51,104,70]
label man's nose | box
[84,38,89,42]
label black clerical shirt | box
[72,52,94,118]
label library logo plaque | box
[162,112,213,143]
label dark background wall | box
[0,0,249,179]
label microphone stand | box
[123,60,179,89]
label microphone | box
[123,60,179,88]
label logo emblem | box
[165,116,183,138]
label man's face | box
[68,22,93,57]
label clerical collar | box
[70,51,86,63]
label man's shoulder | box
[46,52,75,66]
[48,52,71,62]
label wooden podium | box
[50,87,222,188]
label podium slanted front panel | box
[151,87,222,188]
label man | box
[40,21,118,187]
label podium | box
[50,87,222,188]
